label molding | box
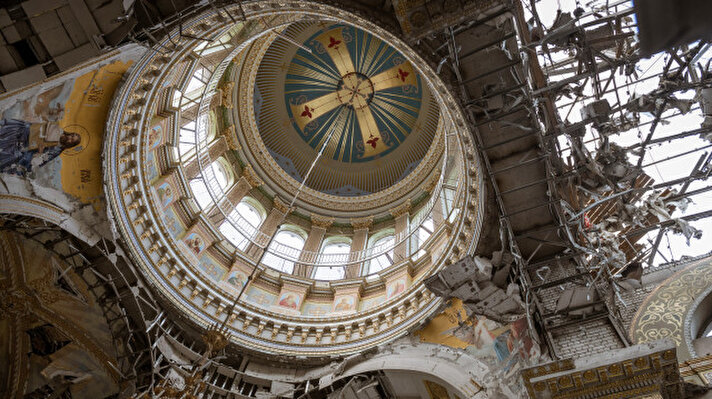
[350,216,374,230]
[389,199,411,218]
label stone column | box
[390,200,411,263]
[207,165,263,225]
[345,217,373,279]
[184,135,229,179]
[294,215,334,277]
[246,197,291,260]
[426,176,445,226]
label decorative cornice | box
[423,170,440,194]
[350,216,374,230]
[234,33,446,216]
[310,214,335,229]
[102,0,484,359]
[389,199,411,218]
[241,164,263,188]
[272,197,293,215]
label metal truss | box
[416,0,712,359]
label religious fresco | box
[332,294,357,312]
[359,294,385,311]
[184,232,207,257]
[224,269,248,290]
[147,118,166,150]
[302,301,332,317]
[155,181,175,207]
[254,21,439,196]
[161,207,186,239]
[0,61,131,209]
[283,24,422,163]
[277,291,303,310]
[197,255,228,282]
[145,150,160,183]
[415,299,540,377]
[245,286,277,307]
[386,275,408,299]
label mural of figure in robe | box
[0,119,82,176]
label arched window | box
[220,199,265,251]
[313,239,351,280]
[190,178,211,209]
[262,228,306,274]
[411,211,434,260]
[190,159,232,209]
[366,233,395,274]
[209,158,232,193]
[179,120,197,158]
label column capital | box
[272,197,293,215]
[350,216,373,230]
[222,124,240,150]
[389,199,411,218]
[218,81,234,108]
[241,164,263,188]
[423,172,440,194]
[311,214,334,229]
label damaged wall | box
[0,43,143,244]
[0,230,121,399]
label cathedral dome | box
[103,1,484,358]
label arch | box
[0,213,156,395]
[313,237,352,280]
[220,198,266,251]
[629,255,712,361]
[365,228,396,274]
[320,341,505,398]
[263,225,307,273]
[0,193,103,245]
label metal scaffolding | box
[420,0,712,359]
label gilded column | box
[390,200,411,263]
[294,215,334,277]
[345,216,373,278]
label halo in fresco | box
[284,24,423,163]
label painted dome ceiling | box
[255,23,439,196]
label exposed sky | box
[524,0,712,265]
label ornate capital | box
[389,199,411,218]
[423,171,440,194]
[350,216,374,230]
[219,81,234,108]
[311,214,335,229]
[222,125,240,150]
[273,197,293,214]
[241,164,263,188]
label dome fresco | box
[101,5,482,359]
[256,22,438,196]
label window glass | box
[368,235,394,274]
[190,178,211,209]
[220,201,264,250]
[314,241,350,280]
[262,229,305,274]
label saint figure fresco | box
[0,119,81,175]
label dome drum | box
[104,0,484,358]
